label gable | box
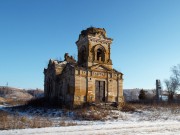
[90,64,111,72]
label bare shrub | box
[0,110,8,130]
[59,121,66,126]
[121,103,136,112]
[31,117,41,128]
[75,106,110,121]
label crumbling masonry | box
[44,27,124,107]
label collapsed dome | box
[80,27,107,37]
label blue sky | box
[0,0,180,89]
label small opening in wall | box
[97,48,105,62]
[90,78,91,80]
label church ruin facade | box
[44,27,124,107]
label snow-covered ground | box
[0,105,180,135]
[1,121,180,135]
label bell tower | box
[76,27,113,69]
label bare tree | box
[172,64,180,84]
[164,64,180,101]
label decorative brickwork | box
[44,27,124,108]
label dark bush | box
[139,89,146,100]
[26,97,62,108]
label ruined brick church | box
[44,27,124,107]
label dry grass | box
[59,121,77,126]
[0,100,179,130]
[123,102,180,116]
[0,98,27,106]
[75,106,110,121]
[130,102,179,109]
[120,103,136,112]
[6,99,28,106]
[0,110,53,130]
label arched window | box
[97,48,105,62]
